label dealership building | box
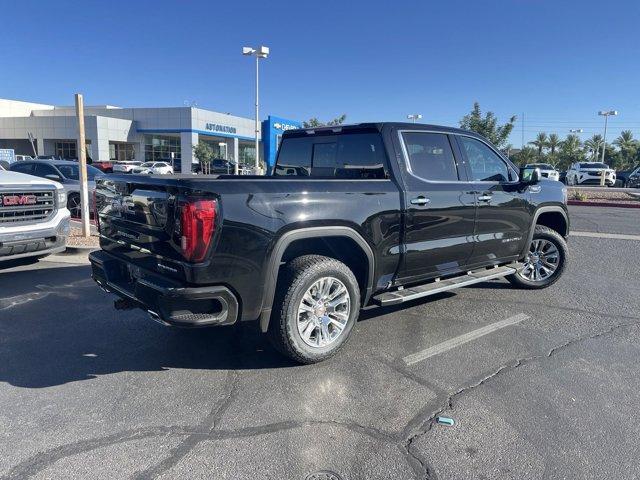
[0,98,300,173]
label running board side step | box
[372,263,520,306]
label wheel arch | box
[259,227,375,332]
[521,206,569,257]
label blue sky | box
[1,0,639,146]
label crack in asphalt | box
[3,320,639,480]
[398,319,640,480]
[131,370,240,480]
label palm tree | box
[558,134,583,170]
[613,130,639,169]
[528,132,548,156]
[547,133,561,156]
[584,134,603,160]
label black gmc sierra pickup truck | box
[89,123,569,363]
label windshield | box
[141,162,154,167]
[57,164,101,180]
[580,163,608,169]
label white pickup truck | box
[0,166,70,263]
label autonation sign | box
[205,123,237,134]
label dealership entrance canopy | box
[0,98,300,173]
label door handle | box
[477,194,492,202]
[410,196,430,206]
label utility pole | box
[521,112,525,149]
[243,45,269,174]
[74,94,90,237]
[598,110,618,186]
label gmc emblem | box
[2,194,38,206]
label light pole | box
[407,114,422,123]
[598,110,618,186]
[243,45,269,174]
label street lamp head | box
[598,110,618,116]
[242,46,256,55]
[407,114,422,120]
[258,46,270,58]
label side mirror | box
[45,174,62,181]
[520,167,541,185]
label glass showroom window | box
[55,140,77,159]
[144,135,181,162]
[239,144,256,164]
[109,142,136,161]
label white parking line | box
[403,313,530,366]
[570,231,640,241]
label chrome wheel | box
[518,239,560,282]
[297,276,351,348]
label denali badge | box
[2,194,37,206]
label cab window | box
[458,136,513,182]
[401,132,459,181]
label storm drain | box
[305,471,344,480]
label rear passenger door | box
[454,135,530,266]
[396,131,477,283]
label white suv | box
[566,162,616,186]
[525,163,560,181]
[0,169,70,263]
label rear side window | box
[401,132,459,181]
[274,132,388,179]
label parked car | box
[112,161,142,173]
[627,166,640,188]
[9,160,100,218]
[1,168,70,263]
[558,170,567,184]
[15,155,33,162]
[614,165,640,187]
[566,162,616,186]
[91,161,114,173]
[131,161,173,174]
[90,122,569,364]
[525,163,560,181]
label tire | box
[67,193,81,218]
[268,255,361,364]
[507,225,568,289]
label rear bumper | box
[89,250,238,327]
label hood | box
[0,170,63,188]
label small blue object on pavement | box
[436,416,455,426]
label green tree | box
[302,114,347,128]
[557,134,583,170]
[613,130,638,169]
[584,134,603,160]
[511,146,537,166]
[193,141,214,174]
[547,133,561,156]
[528,132,548,157]
[459,102,516,148]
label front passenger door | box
[455,135,530,266]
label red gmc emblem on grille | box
[2,194,38,206]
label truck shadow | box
[0,265,298,388]
[0,265,516,388]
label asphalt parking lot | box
[1,205,639,480]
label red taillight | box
[180,199,217,262]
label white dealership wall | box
[0,98,261,174]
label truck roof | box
[283,122,478,138]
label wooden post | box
[75,94,90,237]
